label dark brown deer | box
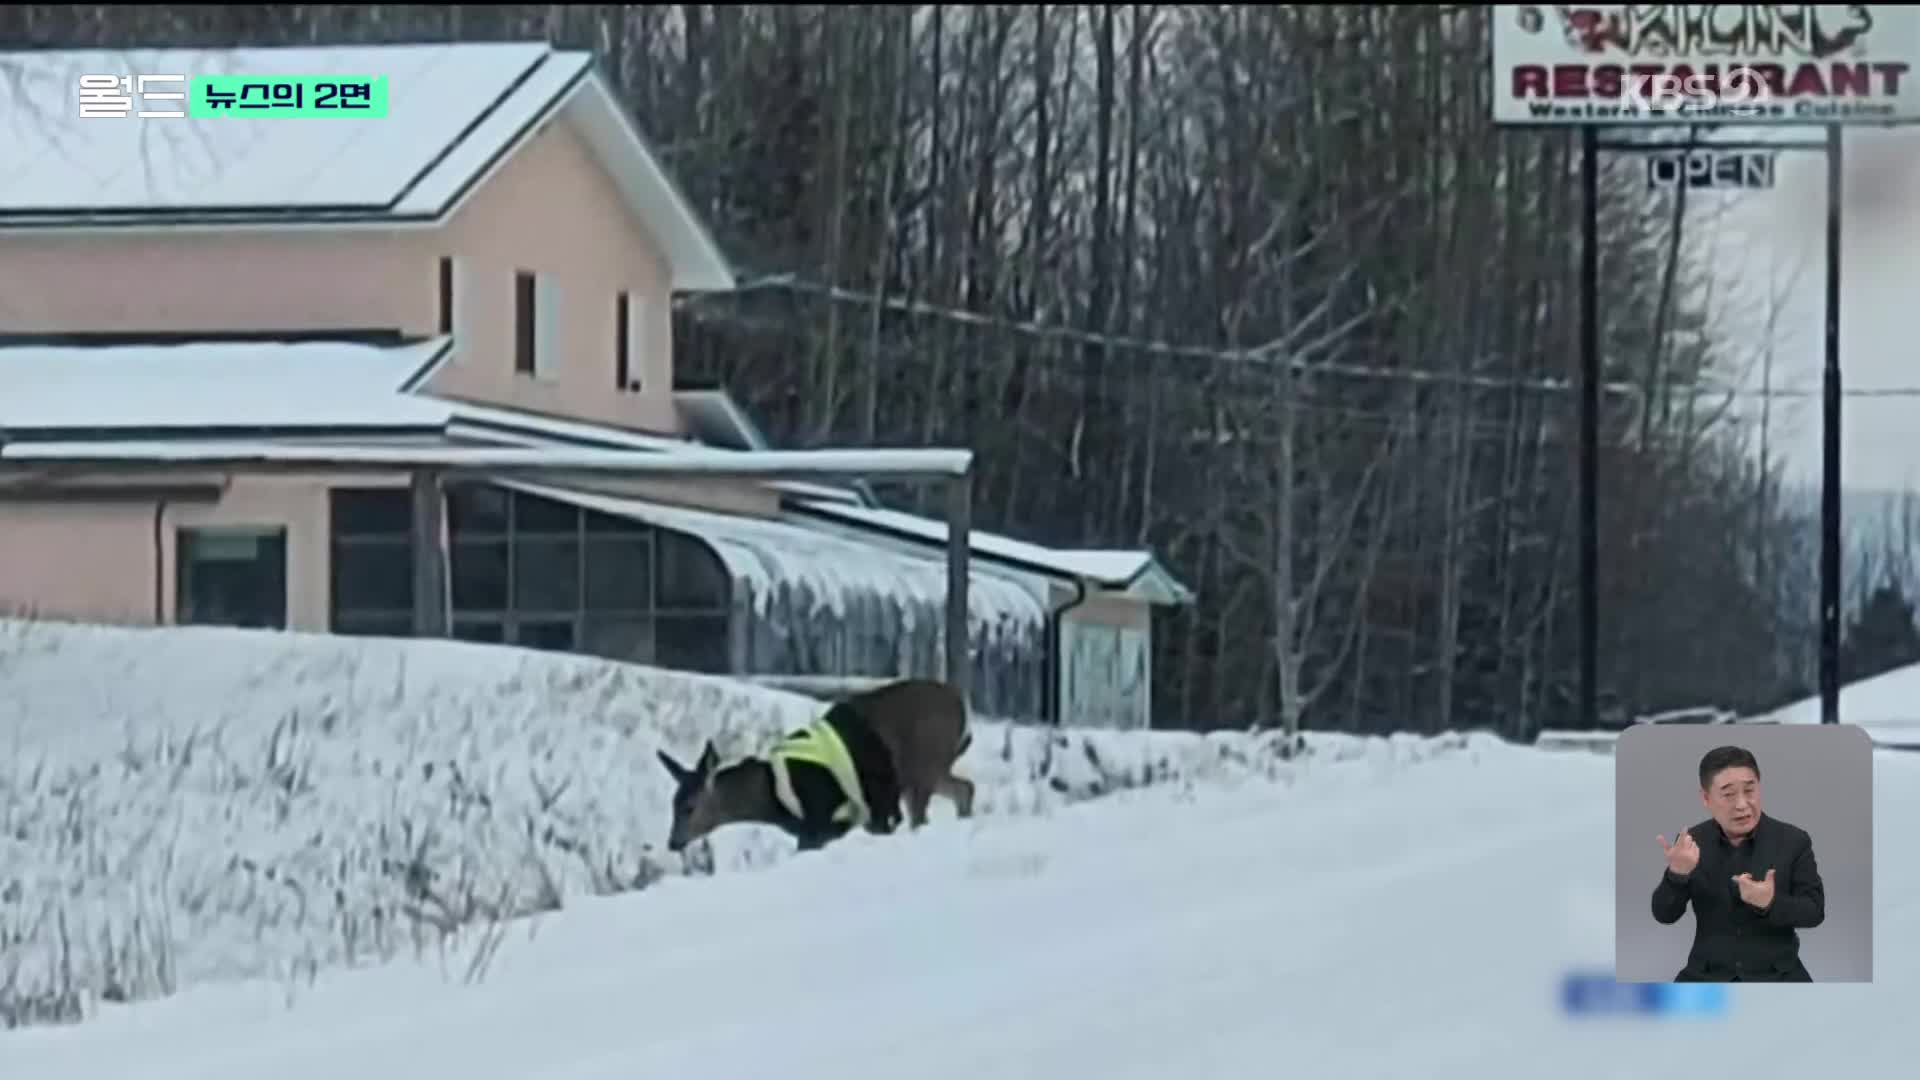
[657,678,976,854]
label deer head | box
[658,740,726,852]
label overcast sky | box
[1702,126,1920,494]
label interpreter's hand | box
[1659,830,1700,876]
[1734,868,1777,911]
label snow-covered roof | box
[675,387,773,452]
[791,501,1195,606]
[501,480,1050,635]
[0,340,969,481]
[0,334,1166,591]
[445,400,699,454]
[0,439,974,479]
[0,42,733,290]
[0,337,455,433]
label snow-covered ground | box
[6,731,1917,1079]
[0,617,1307,1027]
[6,618,1918,1077]
[1762,656,1920,743]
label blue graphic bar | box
[1561,972,1728,1018]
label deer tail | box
[956,727,973,758]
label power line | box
[678,273,1920,402]
[680,274,1651,397]
[1722,386,1920,399]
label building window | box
[514,270,537,374]
[616,291,632,391]
[438,256,455,335]
[177,526,288,630]
[441,483,732,672]
[329,488,413,637]
[513,271,560,378]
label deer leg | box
[905,786,933,829]
[939,774,976,819]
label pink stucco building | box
[0,41,1189,726]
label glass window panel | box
[512,491,579,536]
[656,530,728,611]
[332,537,413,614]
[451,537,509,612]
[654,613,730,673]
[517,619,577,651]
[331,488,412,537]
[513,535,579,613]
[585,534,652,612]
[582,616,654,663]
[447,484,510,538]
[583,507,645,536]
[333,612,412,638]
[453,618,505,644]
[179,527,287,629]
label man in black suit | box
[1651,745,1826,981]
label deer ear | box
[657,750,689,783]
[697,740,720,774]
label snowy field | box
[1764,657,1920,744]
[0,617,1310,1027]
[5,618,1919,1078]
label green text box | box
[190,75,388,117]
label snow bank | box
[0,618,1483,1029]
[1760,659,1920,744]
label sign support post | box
[1822,123,1845,725]
[1579,124,1599,735]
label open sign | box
[1645,150,1777,192]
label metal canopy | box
[0,440,978,703]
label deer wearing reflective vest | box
[657,678,976,853]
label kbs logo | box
[1622,69,1776,117]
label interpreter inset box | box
[1614,723,1872,983]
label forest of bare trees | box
[7,3,1894,737]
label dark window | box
[514,270,537,374]
[513,535,579,613]
[582,616,653,662]
[333,612,412,638]
[332,488,412,537]
[584,534,652,612]
[585,506,640,535]
[453,618,505,644]
[653,613,730,673]
[177,527,287,630]
[656,531,729,611]
[616,291,631,391]
[438,256,454,335]
[333,537,412,612]
[517,619,576,651]
[329,488,414,634]
[513,490,578,536]
[451,538,509,610]
[392,483,735,675]
[448,484,509,538]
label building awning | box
[789,500,1195,606]
[499,480,1050,638]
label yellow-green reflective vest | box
[768,720,869,827]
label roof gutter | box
[152,496,168,623]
